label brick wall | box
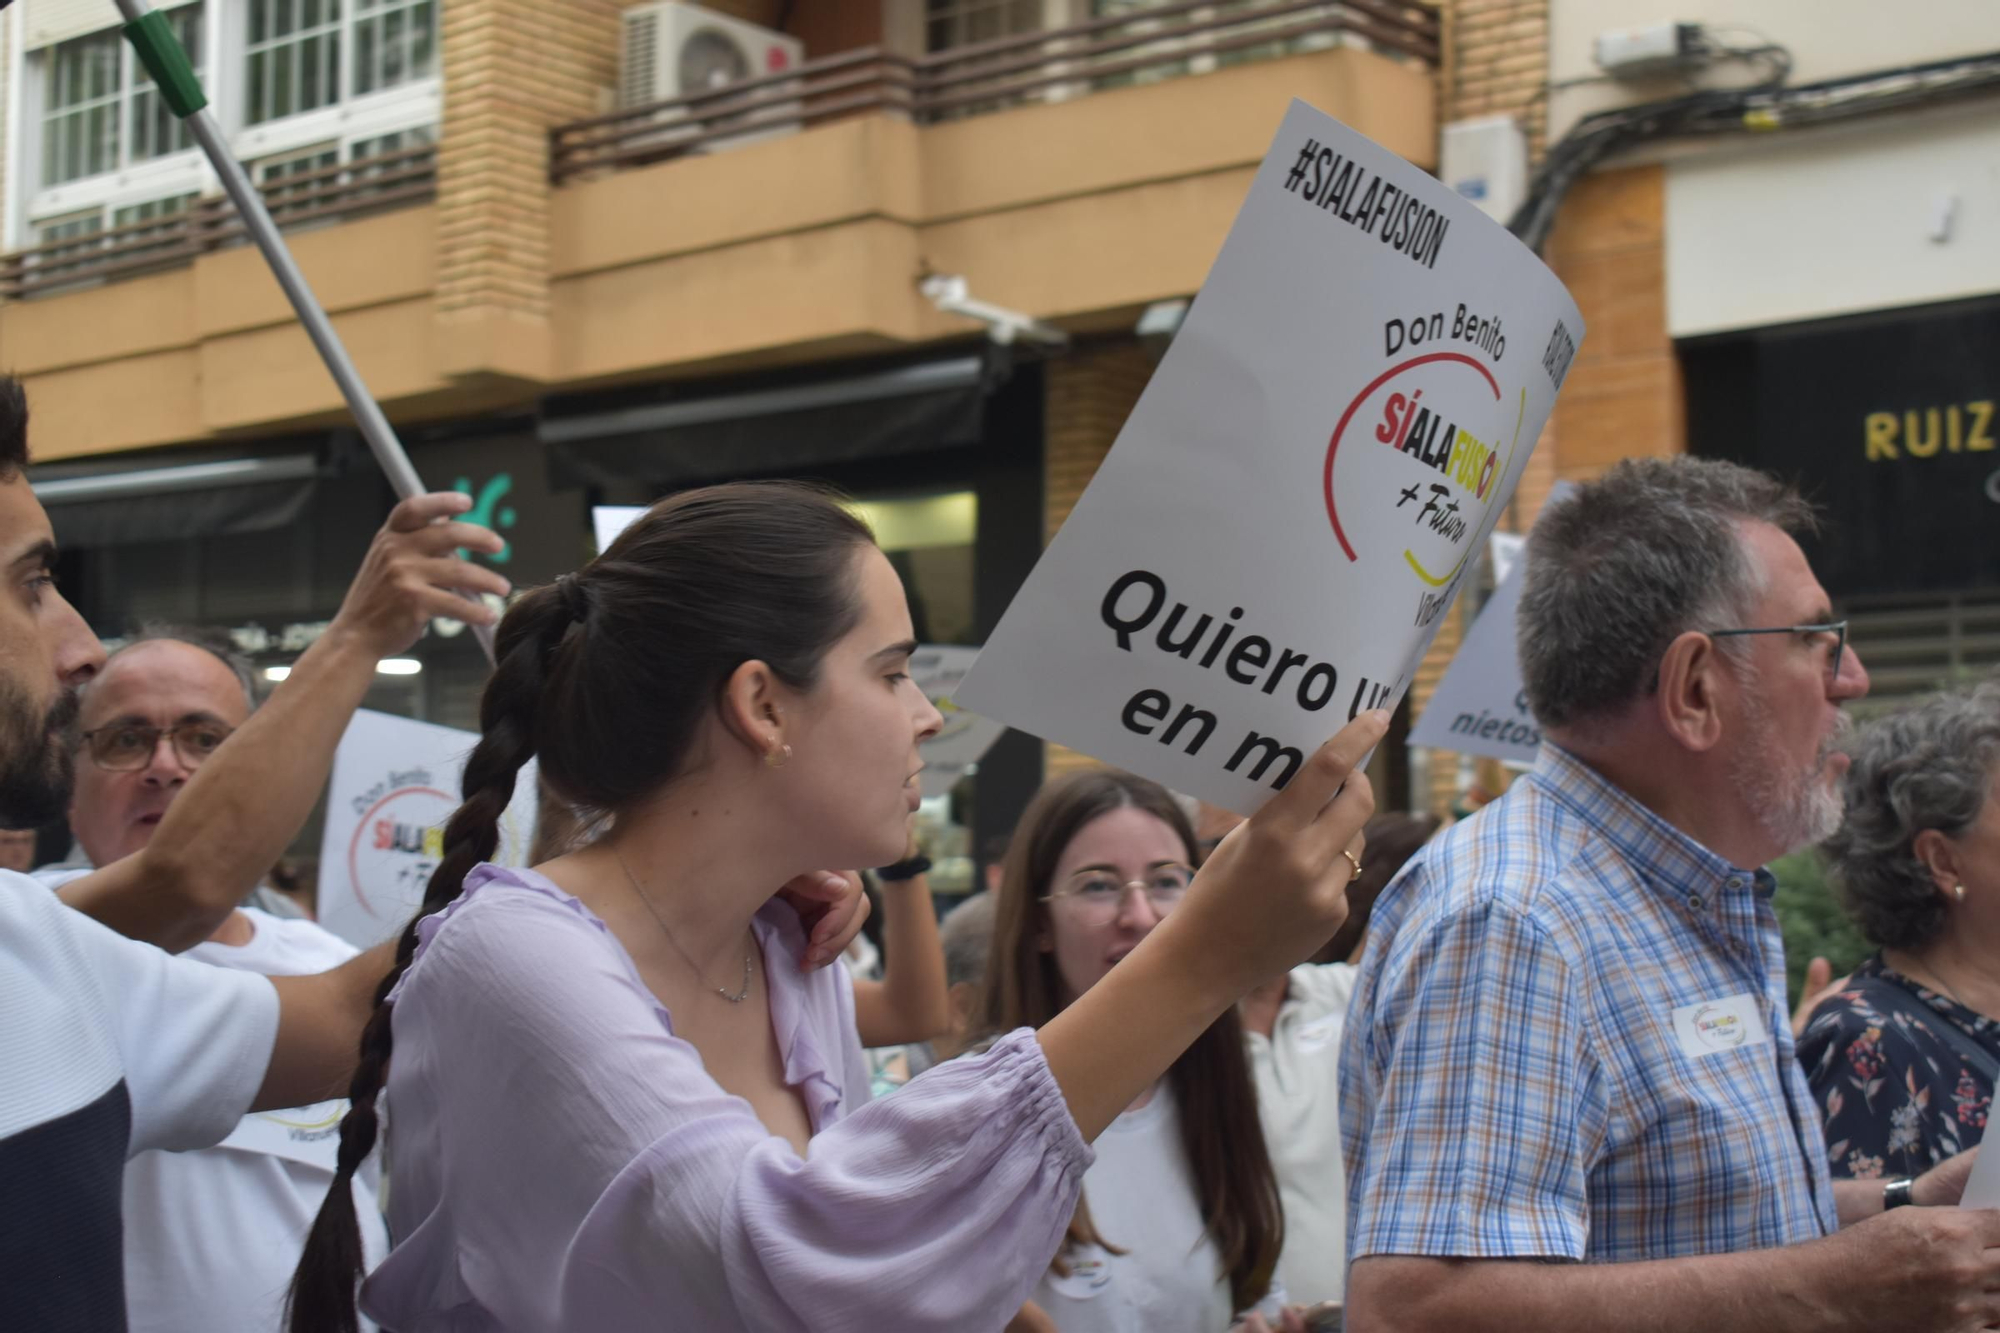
[435,0,619,322]
[1545,165,1680,477]
[1443,0,1550,155]
[1041,339,1156,778]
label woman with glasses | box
[980,768,1305,1332]
[1799,681,2000,1188]
[288,483,1378,1333]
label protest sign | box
[317,709,538,948]
[1967,1130,2000,1209]
[956,100,1585,813]
[1406,482,1575,765]
[909,646,1007,797]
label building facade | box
[0,0,1440,862]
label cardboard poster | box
[909,645,1007,797]
[1406,482,1576,765]
[592,505,647,554]
[955,100,1585,813]
[316,709,539,948]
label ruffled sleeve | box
[362,872,1089,1333]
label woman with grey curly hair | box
[1798,680,2000,1185]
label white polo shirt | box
[36,869,388,1333]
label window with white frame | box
[11,0,440,257]
[34,207,104,248]
[39,6,204,190]
[244,0,436,126]
[352,0,436,98]
[924,0,1045,53]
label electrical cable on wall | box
[1510,45,2000,254]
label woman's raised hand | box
[1171,709,1385,1000]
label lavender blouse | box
[358,865,1090,1332]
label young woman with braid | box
[287,482,1382,1333]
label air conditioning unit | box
[1441,115,1528,226]
[620,3,806,153]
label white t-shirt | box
[128,907,389,1333]
[1245,962,1356,1307]
[1032,1085,1280,1333]
[0,872,278,1333]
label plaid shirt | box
[1340,743,1837,1264]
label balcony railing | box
[550,0,1440,184]
[0,143,437,301]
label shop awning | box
[30,447,330,549]
[540,352,1007,489]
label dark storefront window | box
[1683,295,2000,702]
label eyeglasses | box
[80,721,235,772]
[1041,863,1195,917]
[1705,620,1849,688]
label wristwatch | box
[876,854,932,882]
[1883,1176,1917,1209]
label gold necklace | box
[611,846,754,1004]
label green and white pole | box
[116,0,497,662]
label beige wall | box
[548,45,1434,389]
[2,207,444,460]
[1547,0,2000,142]
[1,38,1433,460]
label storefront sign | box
[955,100,1585,813]
[415,433,588,586]
[317,709,539,948]
[1683,297,2000,597]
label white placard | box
[1963,1141,2000,1210]
[910,646,1007,797]
[592,505,647,554]
[956,100,1586,813]
[316,710,539,948]
[1488,529,1528,586]
[1406,482,1575,765]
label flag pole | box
[115,0,497,663]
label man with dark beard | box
[1341,458,2000,1333]
[0,375,511,1333]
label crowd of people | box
[3,363,1999,1332]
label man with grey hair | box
[1341,457,2000,1333]
[33,624,391,1332]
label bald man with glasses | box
[34,627,393,1332]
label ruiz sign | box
[956,101,1585,814]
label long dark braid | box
[286,585,571,1333]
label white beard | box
[1730,682,1851,857]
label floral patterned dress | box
[1798,953,2000,1179]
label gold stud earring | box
[764,743,793,769]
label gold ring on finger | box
[1342,849,1364,883]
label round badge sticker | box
[1323,351,1525,622]
[1047,1244,1114,1301]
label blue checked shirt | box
[1340,743,1837,1264]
